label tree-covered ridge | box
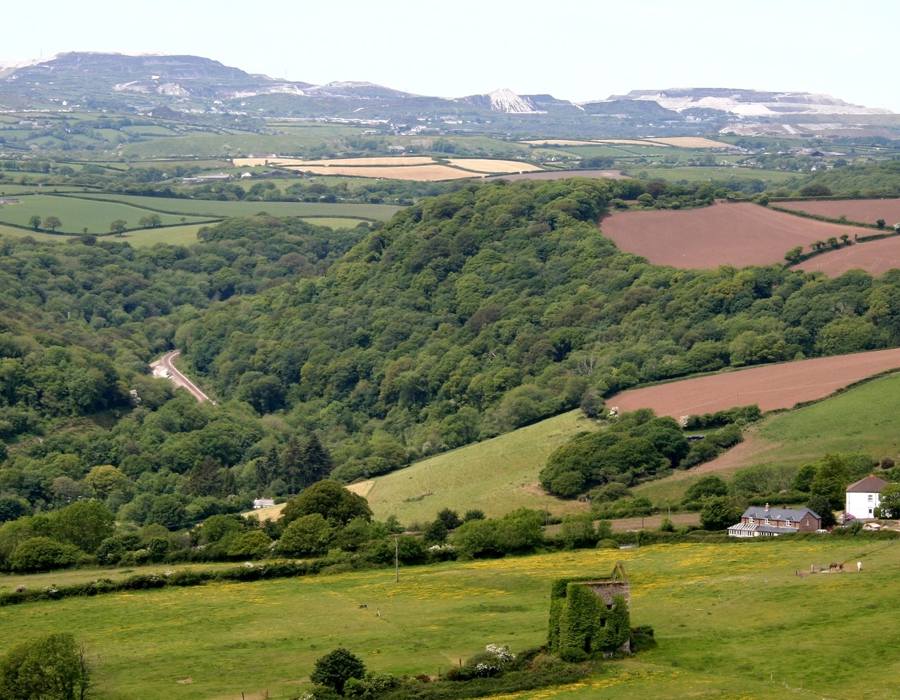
[181,179,900,470]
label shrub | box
[699,497,742,531]
[9,537,80,572]
[0,633,91,700]
[311,648,366,694]
[278,513,332,556]
[281,481,372,527]
[227,530,272,558]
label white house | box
[252,498,275,509]
[845,475,889,520]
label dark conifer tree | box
[300,433,333,487]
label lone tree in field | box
[310,648,366,694]
[138,213,163,228]
[44,216,62,232]
[27,215,41,231]
[0,632,92,700]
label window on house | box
[764,518,770,525]
[868,494,874,501]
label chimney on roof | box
[765,503,770,512]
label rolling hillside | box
[349,411,594,523]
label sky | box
[3,0,898,111]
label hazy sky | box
[3,0,898,111]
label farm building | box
[253,498,275,509]
[182,173,233,184]
[0,198,20,205]
[727,504,821,538]
[845,475,890,520]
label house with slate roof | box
[845,475,890,520]
[727,503,821,538]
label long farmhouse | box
[728,504,821,538]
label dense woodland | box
[3,177,900,541]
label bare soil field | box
[796,235,900,277]
[601,202,872,268]
[447,158,543,173]
[487,169,627,181]
[778,198,900,225]
[609,348,900,418]
[284,164,484,181]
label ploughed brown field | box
[601,202,871,268]
[797,235,900,277]
[608,348,900,418]
[778,198,900,226]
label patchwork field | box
[720,371,900,473]
[778,198,900,225]
[487,169,627,181]
[286,164,485,181]
[0,194,211,234]
[73,193,401,220]
[447,158,543,173]
[636,370,900,502]
[610,348,900,418]
[643,137,732,149]
[2,540,898,700]
[234,156,544,180]
[601,202,872,268]
[234,156,436,167]
[796,235,900,276]
[352,411,595,524]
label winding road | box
[150,350,212,403]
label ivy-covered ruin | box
[548,562,631,655]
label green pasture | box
[2,539,898,699]
[72,193,401,220]
[624,166,796,184]
[120,129,359,159]
[0,194,210,234]
[361,411,594,524]
[0,223,68,242]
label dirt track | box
[601,202,871,268]
[779,199,900,226]
[608,348,900,418]
[797,235,900,277]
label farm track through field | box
[601,202,872,268]
[609,348,900,418]
[796,235,900,276]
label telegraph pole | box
[394,535,399,583]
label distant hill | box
[0,53,896,138]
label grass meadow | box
[622,166,796,184]
[358,412,596,524]
[1,539,898,699]
[73,193,401,221]
[0,195,210,234]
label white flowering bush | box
[485,643,515,663]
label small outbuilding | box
[252,498,275,509]
[845,475,890,520]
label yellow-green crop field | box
[1,538,897,700]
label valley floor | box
[1,538,897,700]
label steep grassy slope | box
[2,539,897,700]
[353,411,595,523]
[635,371,900,503]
